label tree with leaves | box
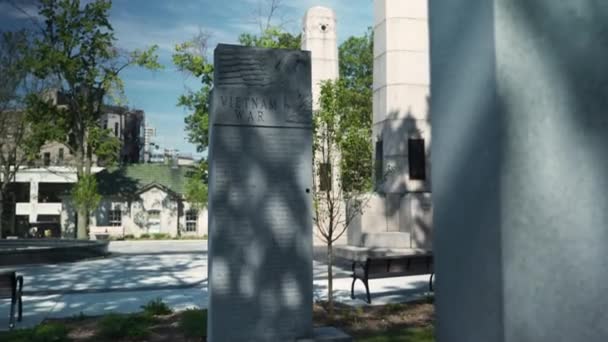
[310,29,374,314]
[0,30,52,238]
[239,27,301,50]
[173,33,214,154]
[28,0,161,239]
[314,79,384,315]
[184,160,208,210]
[173,0,300,210]
[338,28,374,192]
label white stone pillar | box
[302,6,344,246]
[352,0,432,248]
[29,180,38,223]
[301,6,339,110]
[373,0,430,193]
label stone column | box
[301,6,338,110]
[431,1,608,341]
[29,180,38,223]
[302,6,346,246]
[351,0,432,248]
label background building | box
[3,89,148,237]
[70,164,207,239]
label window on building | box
[148,210,160,220]
[185,210,198,232]
[114,122,119,137]
[58,148,64,163]
[109,209,122,226]
[43,152,51,166]
[408,138,426,180]
[147,209,161,233]
[375,139,383,183]
[319,163,331,191]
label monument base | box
[297,327,353,342]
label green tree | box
[238,27,301,50]
[71,174,101,226]
[313,79,380,316]
[173,28,300,155]
[173,33,214,153]
[0,30,51,238]
[184,160,208,210]
[28,0,162,239]
[173,24,300,215]
[337,28,374,192]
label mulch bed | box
[25,297,435,341]
[314,297,435,339]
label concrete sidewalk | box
[0,241,431,330]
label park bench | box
[335,246,434,304]
[0,271,23,329]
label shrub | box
[179,308,207,338]
[141,298,172,316]
[123,234,135,240]
[70,311,88,321]
[0,322,70,342]
[97,313,153,340]
[140,233,150,239]
[152,233,170,240]
[32,323,69,342]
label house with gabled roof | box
[60,164,207,238]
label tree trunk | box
[327,240,334,317]
[76,207,88,239]
[74,143,91,240]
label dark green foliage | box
[151,233,170,240]
[140,233,150,239]
[174,28,301,154]
[173,35,213,153]
[238,27,301,49]
[71,174,101,216]
[0,322,69,342]
[97,313,153,340]
[185,160,208,209]
[0,30,52,238]
[141,298,172,316]
[28,0,161,238]
[337,28,374,193]
[179,308,207,338]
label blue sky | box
[0,0,373,157]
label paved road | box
[0,240,431,330]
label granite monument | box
[432,0,608,341]
[207,44,314,341]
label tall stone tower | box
[348,0,432,249]
[302,6,344,246]
[301,6,339,110]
